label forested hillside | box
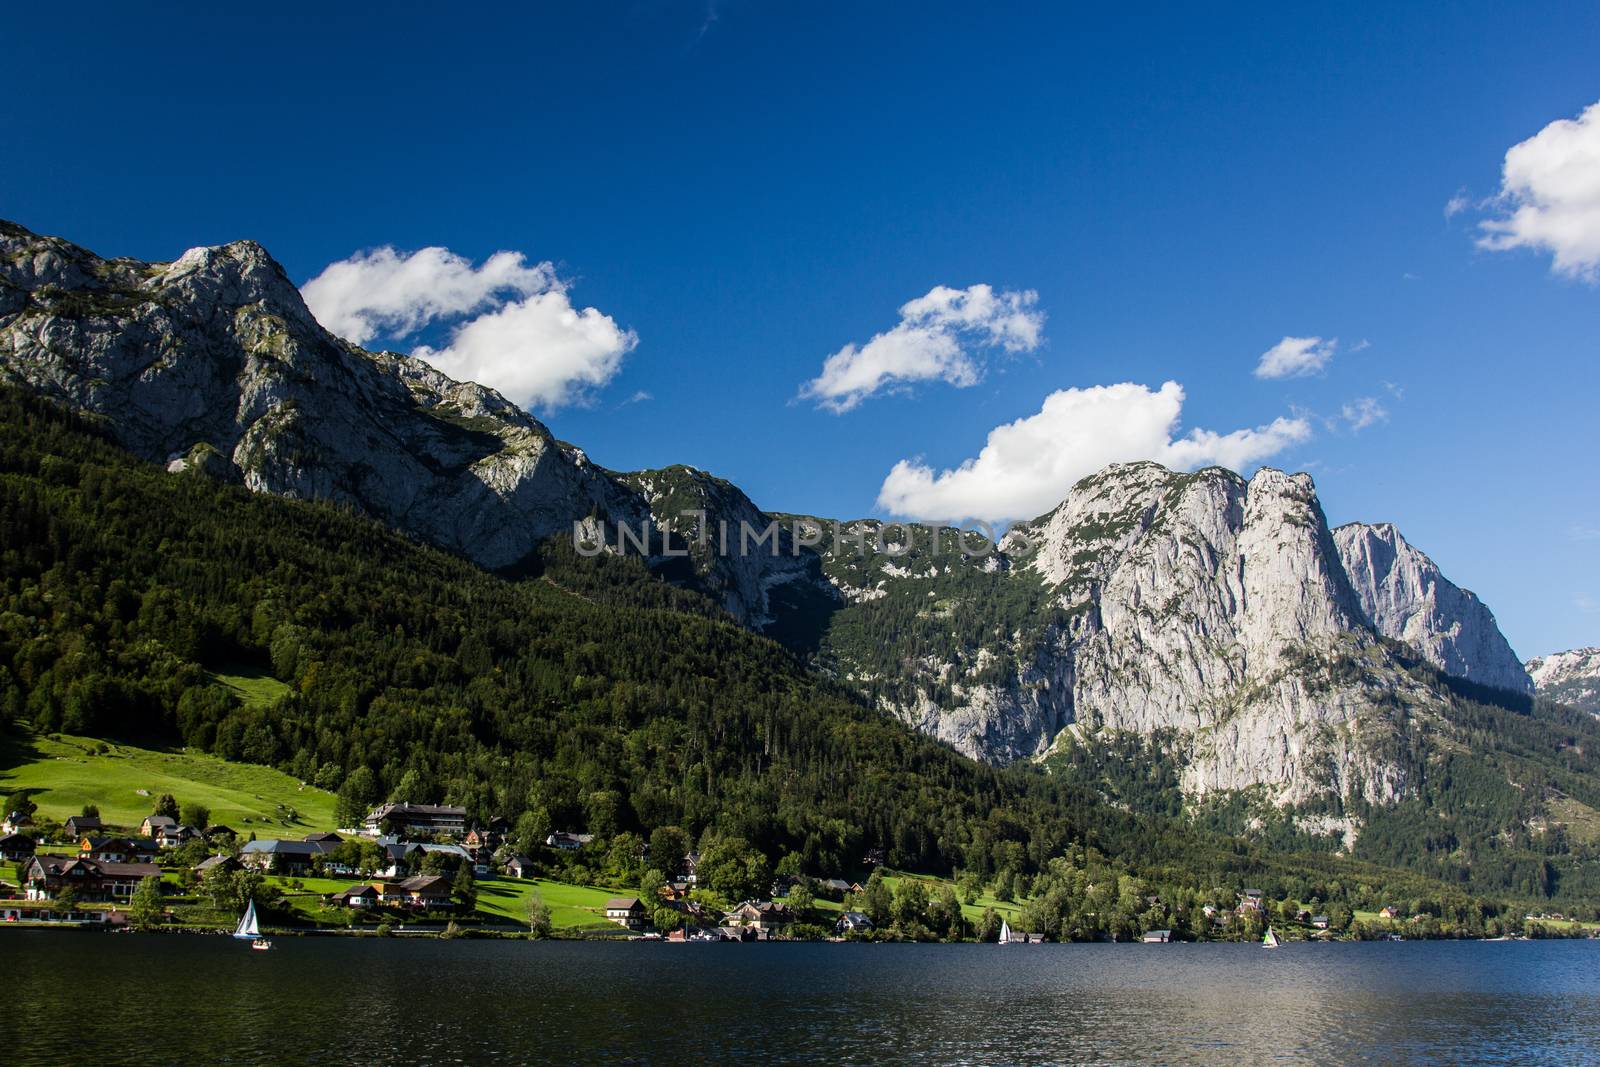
[3,386,1597,924]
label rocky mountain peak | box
[1525,647,1600,713]
[1333,521,1533,693]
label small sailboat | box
[998,919,1014,945]
[1262,926,1280,949]
[233,899,272,950]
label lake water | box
[9,933,1600,1065]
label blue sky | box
[4,4,1597,657]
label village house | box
[194,854,239,876]
[463,827,500,856]
[332,884,384,908]
[140,815,177,838]
[725,901,793,934]
[503,855,535,879]
[546,831,594,851]
[835,911,875,934]
[1311,915,1330,930]
[604,897,649,929]
[156,824,204,849]
[79,836,158,863]
[678,851,700,884]
[2,811,33,835]
[63,815,102,838]
[417,842,480,872]
[363,803,469,837]
[25,856,160,902]
[1142,929,1172,943]
[1378,905,1401,920]
[239,838,337,874]
[305,831,343,846]
[0,832,36,862]
[380,873,454,909]
[1237,888,1264,914]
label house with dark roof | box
[79,836,158,863]
[304,831,343,845]
[157,824,204,849]
[363,803,468,837]
[725,901,793,933]
[64,815,102,838]
[140,815,177,838]
[0,832,36,861]
[503,855,535,879]
[332,884,384,908]
[605,897,649,929]
[382,874,454,909]
[25,856,161,902]
[545,831,594,851]
[240,838,337,874]
[1,811,33,835]
[835,911,875,934]
[194,854,239,875]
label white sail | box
[999,919,1012,944]
[1263,926,1279,948]
[233,899,260,939]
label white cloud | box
[302,245,635,409]
[1444,191,1472,219]
[1477,100,1600,280]
[302,246,554,345]
[799,284,1045,412]
[1254,336,1336,380]
[876,381,1312,522]
[1341,396,1388,431]
[413,293,636,410]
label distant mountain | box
[0,218,1547,815]
[1333,522,1532,694]
[804,465,1451,802]
[1526,648,1600,714]
[0,220,820,628]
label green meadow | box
[0,728,336,833]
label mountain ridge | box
[0,220,1544,810]
[1527,647,1600,714]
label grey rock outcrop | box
[1526,648,1600,713]
[1333,522,1533,693]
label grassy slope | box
[257,876,628,932]
[0,728,336,833]
[208,666,292,711]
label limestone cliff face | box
[1333,522,1533,693]
[0,221,808,627]
[0,220,1538,811]
[1526,648,1600,714]
[801,459,1526,811]
[999,464,1424,805]
[0,221,644,572]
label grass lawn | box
[475,876,632,930]
[0,727,336,834]
[208,665,292,710]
